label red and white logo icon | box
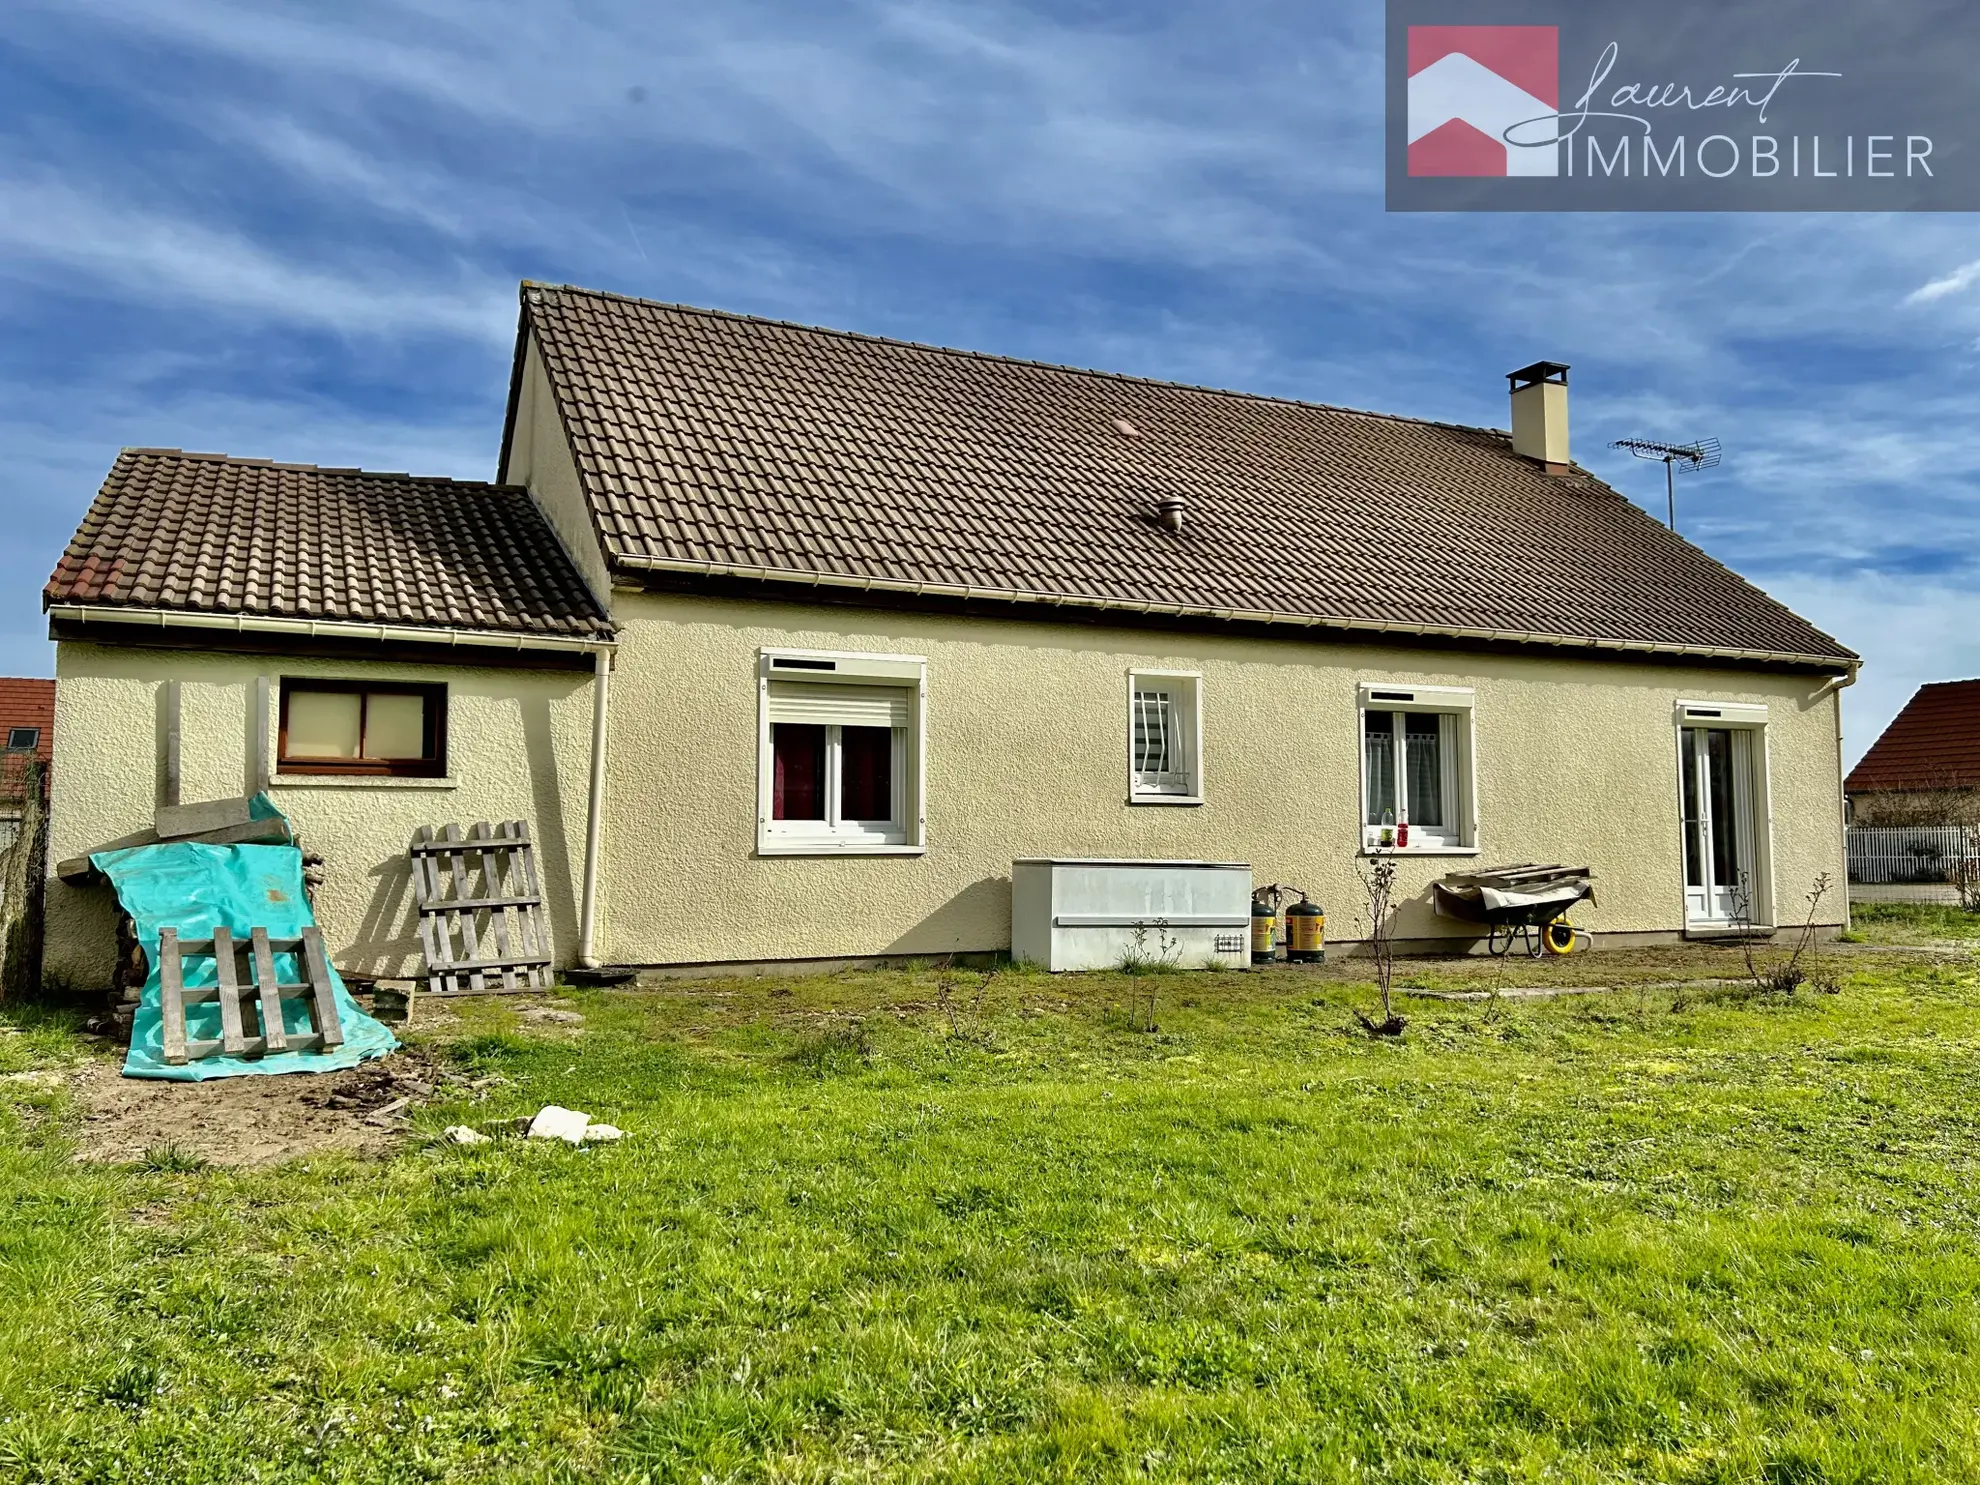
[1407,26,1559,177]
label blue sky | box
[3,0,1978,763]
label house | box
[0,677,55,855]
[41,283,1858,987]
[1845,679,1980,827]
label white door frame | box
[1674,702,1774,929]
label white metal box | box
[1010,858,1253,972]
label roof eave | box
[606,552,1857,674]
[46,603,618,656]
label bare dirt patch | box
[65,1045,476,1167]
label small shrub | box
[1353,857,1406,1037]
[137,1143,208,1174]
[788,1019,874,1077]
[1740,874,1835,998]
[935,965,1000,1050]
[1118,920,1180,976]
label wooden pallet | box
[158,926,345,1065]
[409,822,553,995]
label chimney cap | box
[1507,361,1570,391]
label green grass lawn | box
[1846,898,1980,945]
[5,927,1980,1483]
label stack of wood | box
[0,760,48,1005]
[58,794,295,883]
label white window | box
[1358,683,1475,851]
[757,650,926,855]
[1128,672,1202,803]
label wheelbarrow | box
[1432,865,1597,958]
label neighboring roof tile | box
[1846,679,1980,793]
[521,282,1854,667]
[0,679,55,765]
[46,452,614,640]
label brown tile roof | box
[1846,680,1980,793]
[0,679,55,765]
[517,282,1853,668]
[46,451,614,641]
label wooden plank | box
[508,821,552,989]
[162,679,182,810]
[156,796,257,841]
[409,826,451,995]
[171,938,304,957]
[159,928,189,1066]
[301,927,345,1051]
[418,951,553,972]
[57,815,296,881]
[211,927,248,1056]
[411,894,544,914]
[443,825,485,994]
[180,983,314,1004]
[185,1033,328,1058]
[250,927,289,1054]
[250,675,271,795]
[472,822,518,991]
[417,984,556,1000]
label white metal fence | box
[1846,825,1973,885]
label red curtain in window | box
[772,724,826,820]
[839,726,893,822]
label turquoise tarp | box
[96,831,398,1081]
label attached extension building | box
[43,285,1858,983]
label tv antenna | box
[1610,437,1722,533]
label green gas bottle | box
[1287,898,1325,963]
[1250,898,1277,964]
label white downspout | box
[577,647,611,969]
[1826,666,1858,934]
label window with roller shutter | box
[757,652,926,854]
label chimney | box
[1507,361,1570,473]
[1157,495,1186,533]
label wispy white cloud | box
[0,174,513,343]
[1906,258,1980,304]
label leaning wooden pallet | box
[157,925,346,1065]
[409,821,553,995]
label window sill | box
[1357,844,1479,857]
[271,774,459,790]
[756,840,927,857]
[1127,794,1205,807]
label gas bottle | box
[1287,897,1326,963]
[1251,898,1278,964]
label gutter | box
[610,553,1858,674]
[47,604,616,657]
[577,648,612,968]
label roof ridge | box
[120,448,523,492]
[519,281,1524,445]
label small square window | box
[5,727,39,752]
[278,681,446,777]
[1128,673,1202,803]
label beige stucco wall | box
[45,642,594,992]
[591,590,1848,965]
[503,331,613,608]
